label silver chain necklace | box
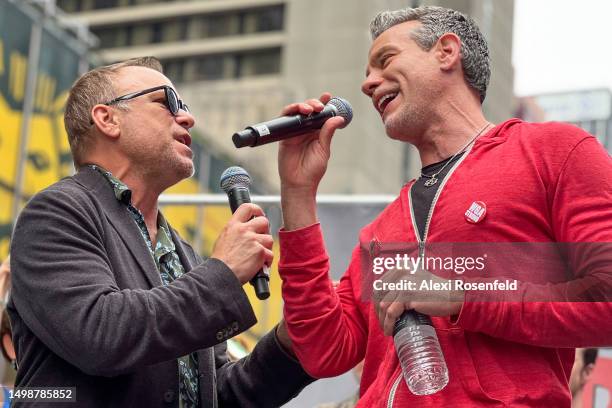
[420,122,491,187]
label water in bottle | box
[393,310,449,395]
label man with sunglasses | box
[7,57,311,407]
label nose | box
[176,109,195,130]
[361,71,383,97]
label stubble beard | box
[384,112,402,139]
[156,141,195,183]
[385,103,418,142]
[130,139,194,190]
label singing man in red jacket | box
[276,6,612,407]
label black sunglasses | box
[104,85,190,115]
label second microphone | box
[220,166,270,300]
[232,97,353,148]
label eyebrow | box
[365,45,398,77]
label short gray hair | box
[370,6,490,103]
[64,56,163,166]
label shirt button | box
[163,390,175,403]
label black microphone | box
[232,97,353,148]
[219,166,270,300]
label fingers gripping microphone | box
[232,97,353,148]
[220,166,270,300]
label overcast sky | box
[513,0,611,96]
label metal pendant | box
[424,177,438,187]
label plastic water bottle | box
[393,310,449,395]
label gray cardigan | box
[8,166,312,407]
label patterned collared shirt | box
[90,165,199,408]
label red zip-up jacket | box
[279,119,612,407]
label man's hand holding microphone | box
[210,202,273,286]
[276,93,351,231]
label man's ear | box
[91,104,121,139]
[436,32,462,71]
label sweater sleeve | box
[278,223,368,378]
[456,136,612,347]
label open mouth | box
[377,92,398,113]
[175,134,192,147]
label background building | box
[516,88,612,153]
[60,0,515,195]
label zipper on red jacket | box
[387,374,403,408]
[409,147,473,255]
[386,145,473,408]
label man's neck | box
[414,95,490,167]
[571,389,583,408]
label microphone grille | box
[328,97,353,127]
[220,166,251,192]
